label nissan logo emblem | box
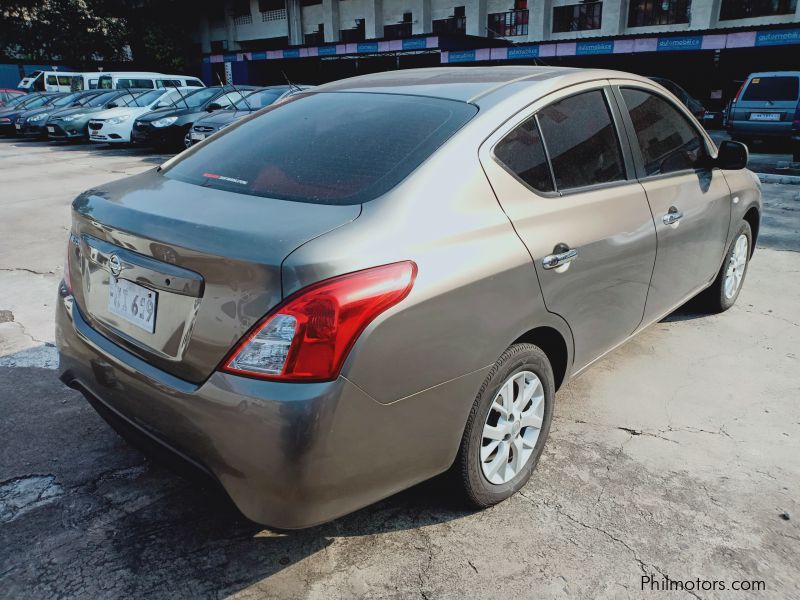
[108,254,122,277]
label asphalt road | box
[1,137,799,599]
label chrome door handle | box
[662,208,684,226]
[543,248,578,270]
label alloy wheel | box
[724,234,748,299]
[480,370,545,485]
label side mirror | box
[715,140,748,170]
[207,102,223,112]
[107,102,118,108]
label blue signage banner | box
[251,51,267,60]
[282,48,300,58]
[357,42,380,53]
[657,36,702,51]
[317,45,337,55]
[507,45,539,59]
[755,28,800,46]
[223,53,238,62]
[447,50,476,63]
[402,38,428,50]
[576,40,614,55]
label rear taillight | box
[222,261,417,382]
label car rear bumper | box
[727,120,793,138]
[56,284,479,528]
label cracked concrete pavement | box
[1,137,799,598]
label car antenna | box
[216,72,253,112]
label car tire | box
[792,142,800,163]
[455,343,554,508]
[702,220,752,313]
[182,126,193,151]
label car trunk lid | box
[68,169,360,383]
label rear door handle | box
[543,247,578,270]
[662,207,684,226]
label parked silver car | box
[56,67,760,528]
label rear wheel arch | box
[512,326,570,391]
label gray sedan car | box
[56,67,760,528]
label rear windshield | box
[86,91,120,107]
[163,92,478,205]
[742,76,799,102]
[235,89,284,109]
[179,87,220,108]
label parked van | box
[17,70,82,92]
[97,72,205,90]
[69,72,103,92]
[727,71,800,147]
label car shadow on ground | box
[0,364,473,596]
[0,136,172,164]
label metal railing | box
[261,9,287,21]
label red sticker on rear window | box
[202,172,247,185]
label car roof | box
[312,66,654,107]
[748,71,800,77]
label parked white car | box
[88,88,195,144]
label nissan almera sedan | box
[56,67,761,529]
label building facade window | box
[433,7,467,35]
[259,0,285,10]
[627,0,690,26]
[488,6,530,37]
[552,1,603,32]
[719,0,797,19]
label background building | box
[197,0,799,112]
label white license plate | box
[15,124,21,130]
[47,126,55,132]
[749,113,780,121]
[108,278,157,333]
[190,132,206,141]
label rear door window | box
[163,92,477,205]
[536,90,626,191]
[742,76,799,102]
[620,88,705,177]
